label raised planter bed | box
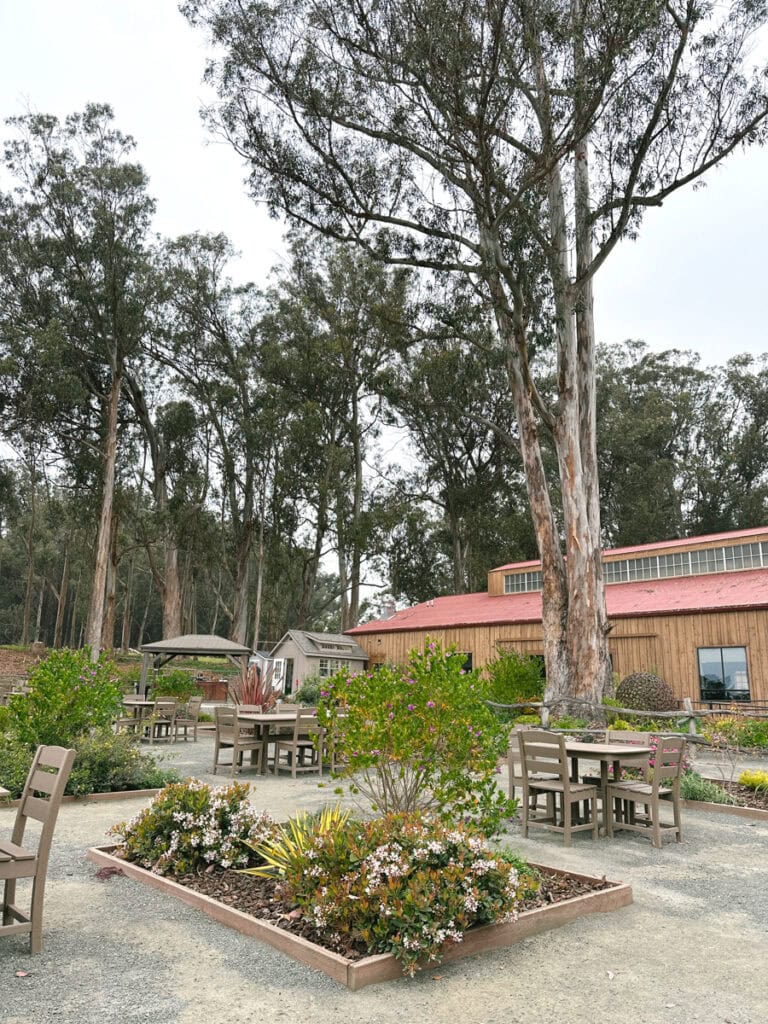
[682,799,768,821]
[86,845,632,989]
[1,787,163,809]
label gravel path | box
[1,736,767,1024]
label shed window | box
[318,658,350,677]
[697,646,749,701]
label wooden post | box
[139,652,151,696]
[682,697,697,736]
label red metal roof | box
[492,525,768,572]
[348,568,768,635]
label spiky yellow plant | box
[240,805,350,878]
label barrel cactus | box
[615,672,677,713]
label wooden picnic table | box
[236,710,301,773]
[564,740,652,828]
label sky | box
[1,0,767,369]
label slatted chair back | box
[215,704,236,738]
[518,729,569,784]
[2,745,76,953]
[11,745,76,847]
[652,738,684,789]
[606,730,653,780]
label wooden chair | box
[174,696,204,742]
[274,707,324,778]
[147,698,177,743]
[1,745,76,953]
[212,706,265,776]
[507,726,557,814]
[606,737,685,848]
[518,729,599,846]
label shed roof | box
[271,629,367,661]
[347,568,768,635]
[140,634,251,656]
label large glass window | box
[318,658,350,678]
[698,646,749,701]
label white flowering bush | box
[281,813,533,975]
[108,779,278,874]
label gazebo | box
[138,634,250,695]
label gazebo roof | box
[139,634,250,657]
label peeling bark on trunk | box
[86,367,122,660]
[120,556,134,652]
[163,543,183,638]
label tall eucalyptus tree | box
[185,0,768,706]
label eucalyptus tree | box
[686,354,768,534]
[185,0,768,706]
[153,232,276,646]
[595,342,709,546]
[0,104,156,657]
[382,333,530,594]
[259,236,409,628]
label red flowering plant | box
[317,639,515,837]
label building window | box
[318,658,350,678]
[697,646,750,701]
[461,653,473,672]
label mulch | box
[172,866,612,961]
[717,781,768,811]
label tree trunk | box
[297,482,329,627]
[120,556,134,652]
[53,545,69,648]
[68,577,80,648]
[101,513,119,651]
[85,367,122,660]
[163,542,183,638]
[230,521,253,645]
[21,463,36,646]
[34,580,44,643]
[347,389,364,627]
[251,511,266,650]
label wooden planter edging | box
[682,799,768,821]
[86,845,632,990]
[1,788,161,809]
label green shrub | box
[274,812,530,976]
[551,714,588,730]
[0,733,37,798]
[486,651,544,705]
[152,669,202,702]
[702,716,768,750]
[293,675,325,706]
[109,779,279,874]
[6,648,122,747]
[66,731,179,797]
[679,772,734,804]
[0,730,179,799]
[615,672,677,713]
[318,639,515,836]
[513,713,541,726]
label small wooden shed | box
[269,630,368,695]
[138,634,250,696]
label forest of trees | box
[0,105,766,652]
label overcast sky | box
[1,0,766,369]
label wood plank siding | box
[356,607,768,703]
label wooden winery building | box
[347,527,768,704]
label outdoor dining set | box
[508,728,685,848]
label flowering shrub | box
[108,779,278,874]
[279,813,531,975]
[318,640,515,836]
[6,648,122,746]
[647,735,692,775]
[702,716,768,750]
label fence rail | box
[486,694,768,740]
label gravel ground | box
[1,737,767,1024]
